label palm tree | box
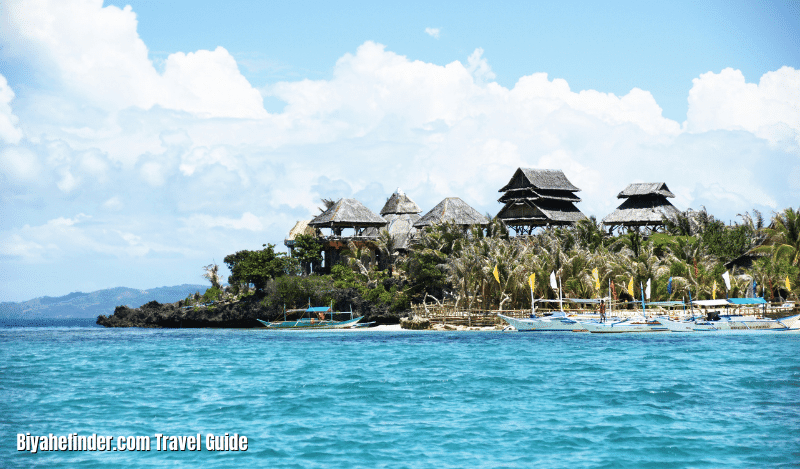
[762,208,800,267]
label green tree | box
[224,244,299,293]
[292,234,323,275]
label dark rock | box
[97,289,404,328]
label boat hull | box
[657,316,791,332]
[581,318,669,333]
[256,316,364,329]
[498,314,588,332]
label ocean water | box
[1,324,798,468]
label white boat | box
[691,314,788,331]
[498,312,588,332]
[653,316,697,332]
[580,316,670,333]
[656,314,800,333]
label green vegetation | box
[224,244,299,293]
[205,206,799,317]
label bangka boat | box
[656,298,797,332]
[579,316,670,333]
[498,312,588,332]
[256,306,364,329]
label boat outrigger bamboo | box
[256,305,364,329]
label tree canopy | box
[224,244,299,292]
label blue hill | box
[0,284,209,319]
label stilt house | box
[601,182,680,234]
[308,198,387,272]
[496,168,586,234]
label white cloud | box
[685,67,800,142]
[425,27,441,39]
[0,0,266,118]
[182,212,265,231]
[0,146,41,181]
[0,74,23,143]
[466,48,496,84]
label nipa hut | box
[601,182,680,234]
[308,198,387,237]
[308,198,387,273]
[413,197,489,229]
[363,189,422,251]
[495,168,586,234]
[284,220,321,250]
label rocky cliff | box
[97,289,403,328]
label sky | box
[0,0,798,302]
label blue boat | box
[256,306,364,329]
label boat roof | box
[727,298,767,305]
[692,300,732,306]
[306,306,332,312]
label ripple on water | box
[2,329,799,468]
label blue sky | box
[0,0,798,301]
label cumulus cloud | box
[1,0,798,300]
[0,0,266,118]
[686,67,800,139]
[0,74,23,143]
[425,27,441,39]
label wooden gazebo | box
[308,198,387,237]
[495,168,586,235]
[308,198,387,272]
[601,182,680,234]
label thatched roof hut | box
[496,168,586,234]
[380,189,421,215]
[284,220,320,248]
[413,197,489,228]
[602,182,680,232]
[309,198,387,236]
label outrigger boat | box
[498,311,589,332]
[655,298,797,332]
[256,305,364,329]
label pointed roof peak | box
[413,197,489,228]
[380,191,421,215]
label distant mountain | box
[0,284,210,319]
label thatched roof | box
[498,188,581,203]
[617,182,675,199]
[497,200,586,225]
[363,212,421,250]
[413,197,489,228]
[308,198,387,228]
[380,190,421,215]
[602,195,681,225]
[499,168,580,192]
[284,220,321,248]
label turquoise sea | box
[1,321,799,468]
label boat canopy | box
[645,301,686,306]
[727,298,767,305]
[692,300,731,306]
[306,306,332,312]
